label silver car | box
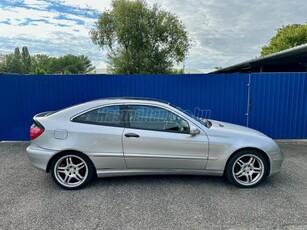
[27,98,283,189]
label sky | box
[0,0,306,70]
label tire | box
[226,150,268,188]
[50,152,94,190]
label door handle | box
[124,133,140,138]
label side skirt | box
[96,169,223,178]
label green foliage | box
[1,54,15,73]
[90,0,191,74]
[32,67,47,75]
[1,47,31,74]
[169,68,184,74]
[1,47,95,74]
[0,62,3,72]
[1,52,25,74]
[21,46,31,73]
[31,54,50,74]
[261,23,307,57]
[47,55,95,74]
[63,69,72,75]
[12,48,23,73]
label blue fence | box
[0,73,306,140]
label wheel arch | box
[224,147,271,177]
[46,150,97,176]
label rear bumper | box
[26,143,57,172]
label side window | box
[127,105,189,133]
[73,106,123,127]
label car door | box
[122,104,209,169]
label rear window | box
[72,106,123,127]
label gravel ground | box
[0,142,306,230]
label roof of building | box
[211,43,307,73]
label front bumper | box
[26,143,57,172]
[268,149,284,176]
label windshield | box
[171,105,212,128]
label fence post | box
[245,74,251,127]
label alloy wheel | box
[54,155,89,188]
[232,154,264,186]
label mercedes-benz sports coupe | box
[27,98,283,189]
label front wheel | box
[50,152,94,190]
[226,150,268,188]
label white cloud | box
[23,0,52,8]
[147,0,307,68]
[60,0,112,12]
[0,7,56,26]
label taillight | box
[30,122,45,140]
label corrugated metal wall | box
[249,73,307,139]
[0,73,306,140]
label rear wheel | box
[226,150,268,188]
[50,152,94,190]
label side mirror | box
[190,126,200,135]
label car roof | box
[91,97,171,105]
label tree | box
[90,0,191,74]
[0,62,3,72]
[80,55,95,73]
[260,23,307,57]
[32,67,47,75]
[48,55,95,74]
[170,68,184,74]
[1,47,29,74]
[1,48,95,74]
[1,54,17,73]
[21,46,31,73]
[13,48,23,73]
[30,54,50,74]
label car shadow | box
[89,174,229,189]
[88,173,284,191]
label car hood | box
[207,119,268,137]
